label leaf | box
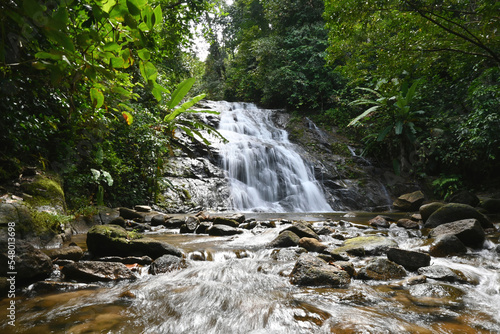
[31,61,47,70]
[101,0,117,13]
[152,82,169,101]
[395,120,403,135]
[122,111,133,125]
[164,94,206,123]
[126,0,141,16]
[142,5,154,30]
[153,5,162,27]
[110,57,125,68]
[45,30,75,52]
[103,42,121,52]
[167,78,196,110]
[137,48,151,60]
[112,86,131,98]
[377,125,392,141]
[347,105,380,127]
[139,61,157,81]
[90,88,104,109]
[90,168,101,182]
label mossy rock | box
[21,174,66,214]
[331,236,397,256]
[424,203,492,229]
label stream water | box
[1,213,499,333]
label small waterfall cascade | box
[208,101,332,212]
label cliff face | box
[157,102,402,213]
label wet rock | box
[333,261,356,277]
[417,265,466,283]
[369,215,390,228]
[166,218,184,228]
[315,226,336,235]
[260,220,276,228]
[268,231,301,248]
[408,283,465,308]
[429,235,467,257]
[357,258,407,280]
[424,203,492,229]
[429,218,485,248]
[397,218,420,229]
[393,191,425,211]
[331,235,398,257]
[289,253,350,287]
[410,213,422,221]
[29,281,100,293]
[110,216,126,227]
[496,244,500,254]
[480,198,500,214]
[271,248,306,261]
[118,207,144,220]
[401,275,427,286]
[213,217,239,228]
[195,221,212,234]
[149,254,187,274]
[207,224,243,236]
[150,214,167,226]
[180,216,199,233]
[447,191,480,207]
[0,240,53,284]
[134,205,152,212]
[44,245,84,261]
[62,261,136,282]
[240,221,258,230]
[319,250,350,262]
[225,213,246,224]
[420,202,445,223]
[386,248,430,271]
[96,256,153,265]
[282,222,319,240]
[298,237,327,253]
[87,225,182,259]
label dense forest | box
[1,0,499,212]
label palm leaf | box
[348,105,380,127]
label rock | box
[150,214,166,226]
[44,245,84,261]
[417,265,466,283]
[268,231,301,248]
[62,261,136,282]
[298,237,327,253]
[495,244,500,254]
[357,258,407,280]
[118,207,144,220]
[134,205,152,212]
[369,215,390,228]
[86,225,182,259]
[0,240,53,284]
[110,216,126,227]
[420,202,445,223]
[429,235,467,257]
[408,283,465,308]
[166,218,184,228]
[410,213,422,221]
[397,218,420,229]
[424,203,492,229]
[333,261,356,277]
[195,222,212,234]
[429,219,485,248]
[180,216,199,233]
[393,191,425,211]
[331,236,398,257]
[260,220,276,228]
[225,213,246,224]
[320,250,350,262]
[289,253,350,287]
[315,226,336,235]
[447,191,480,207]
[402,275,427,286]
[480,198,500,214]
[282,222,319,240]
[96,256,153,265]
[386,248,431,271]
[149,254,187,274]
[207,224,243,236]
[20,173,66,214]
[213,217,240,228]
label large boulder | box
[298,237,327,253]
[44,245,84,261]
[480,198,500,214]
[268,231,301,248]
[447,191,480,207]
[289,253,350,287]
[149,254,187,274]
[393,191,425,211]
[357,258,407,280]
[419,202,444,223]
[429,235,467,257]
[0,240,53,284]
[424,203,492,229]
[62,261,136,282]
[386,248,431,272]
[180,216,199,233]
[213,217,240,228]
[417,265,466,283]
[429,219,485,248]
[86,225,182,259]
[369,215,390,228]
[330,236,397,257]
[207,224,243,236]
[282,222,319,240]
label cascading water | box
[208,101,332,213]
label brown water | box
[1,212,499,333]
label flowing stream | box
[209,101,332,212]
[1,213,500,333]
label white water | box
[208,101,332,213]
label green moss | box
[21,174,66,212]
[330,142,351,157]
[28,210,72,236]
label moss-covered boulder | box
[21,173,66,214]
[420,202,445,223]
[330,235,397,257]
[86,225,182,259]
[424,203,492,229]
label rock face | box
[357,258,407,280]
[331,236,398,256]
[86,225,182,259]
[386,248,431,272]
[289,253,350,287]
[429,219,485,248]
[0,240,53,283]
[424,203,492,229]
[393,191,425,211]
[62,261,136,282]
[268,231,301,248]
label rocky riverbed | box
[1,201,499,333]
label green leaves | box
[166,78,196,111]
[90,88,105,109]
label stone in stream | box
[62,261,136,282]
[180,216,199,233]
[357,258,407,280]
[397,218,420,230]
[118,207,145,220]
[393,191,425,211]
[419,202,445,223]
[369,215,390,228]
[480,198,500,214]
[386,248,431,272]
[417,265,466,283]
[268,230,301,248]
[446,191,480,207]
[298,237,327,253]
[207,224,243,236]
[149,254,187,275]
[150,214,167,226]
[213,216,240,227]
[44,244,84,261]
[429,218,486,248]
[289,253,350,287]
[429,235,467,257]
[96,255,153,265]
[423,203,492,229]
[330,235,398,257]
[282,222,319,240]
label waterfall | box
[208,101,332,212]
